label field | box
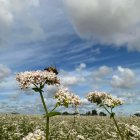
[0,114,140,140]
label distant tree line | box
[9,111,140,117]
[61,109,107,116]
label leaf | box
[110,112,115,118]
[44,112,61,118]
[32,88,40,92]
[32,87,43,93]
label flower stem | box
[39,91,49,140]
[112,116,124,140]
[102,104,124,140]
[39,91,48,113]
[46,117,49,140]
[73,106,78,125]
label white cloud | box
[64,0,140,51]
[76,63,86,71]
[0,0,45,45]
[0,0,13,44]
[111,66,137,89]
[93,66,112,82]
[0,64,11,81]
[60,71,85,86]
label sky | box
[0,0,140,115]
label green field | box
[0,114,140,140]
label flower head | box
[22,129,45,140]
[86,91,123,108]
[103,97,123,108]
[54,87,80,107]
[125,124,140,137]
[16,70,60,89]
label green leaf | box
[44,112,61,118]
[32,88,43,93]
[32,88,39,92]
[110,112,115,118]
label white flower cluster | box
[103,97,123,108]
[76,134,85,140]
[125,124,140,137]
[86,91,123,108]
[54,87,81,107]
[16,70,59,89]
[22,129,45,140]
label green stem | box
[39,91,49,140]
[33,84,49,140]
[112,116,124,140]
[50,103,58,112]
[102,104,124,140]
[102,104,111,115]
[73,106,77,124]
[39,91,48,113]
[46,117,49,140]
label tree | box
[92,110,98,116]
[99,112,107,116]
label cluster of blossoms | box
[86,91,123,108]
[125,124,140,137]
[54,87,81,107]
[22,129,45,140]
[16,70,60,89]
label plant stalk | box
[102,104,124,140]
[112,116,124,140]
[39,90,49,140]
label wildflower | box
[16,70,59,89]
[86,91,110,105]
[86,91,123,108]
[125,124,140,137]
[77,134,85,140]
[22,129,45,140]
[103,97,123,108]
[54,87,80,107]
[86,91,124,140]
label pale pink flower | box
[86,91,123,108]
[54,87,80,107]
[16,70,60,89]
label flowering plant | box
[55,87,81,125]
[16,67,81,140]
[86,91,124,140]
[16,68,60,140]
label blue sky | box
[0,0,140,115]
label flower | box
[54,87,81,107]
[22,129,45,140]
[86,91,123,108]
[125,124,140,137]
[16,70,60,89]
[103,97,123,108]
[86,91,110,105]
[77,135,85,140]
